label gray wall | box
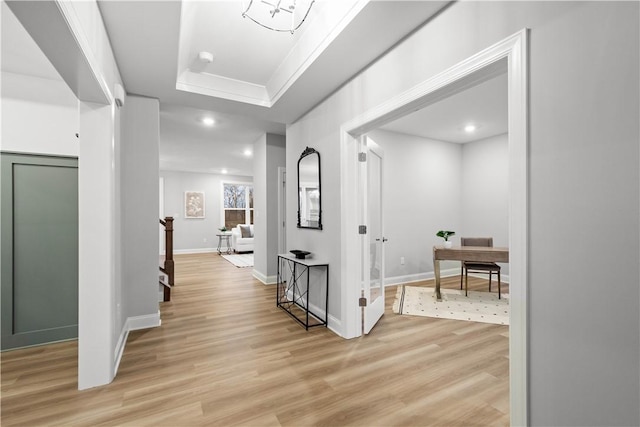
[1,73,79,156]
[368,130,509,281]
[524,3,639,425]
[254,134,268,274]
[367,129,463,280]
[287,2,639,425]
[120,95,160,320]
[1,1,78,156]
[254,133,286,281]
[265,134,286,277]
[461,133,509,273]
[160,170,252,251]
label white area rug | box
[392,286,509,325]
[221,253,254,268]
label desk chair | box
[460,237,502,299]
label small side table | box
[216,233,232,254]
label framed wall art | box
[185,191,205,218]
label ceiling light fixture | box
[241,0,315,34]
[221,169,228,174]
[464,124,477,133]
[244,149,252,156]
[201,117,215,126]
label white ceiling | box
[94,0,453,175]
[97,0,450,121]
[0,1,61,81]
[178,1,311,86]
[3,1,508,176]
[158,103,284,175]
[380,72,508,144]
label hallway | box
[1,253,509,426]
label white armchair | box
[231,224,254,253]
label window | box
[223,183,253,229]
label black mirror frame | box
[297,146,322,230]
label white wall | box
[367,129,463,281]
[7,0,127,390]
[253,133,286,283]
[1,2,79,158]
[287,2,639,425]
[285,142,334,323]
[461,133,509,274]
[265,134,286,278]
[1,73,79,156]
[253,135,268,275]
[160,170,252,252]
[120,95,160,326]
[78,101,117,389]
[368,130,509,282]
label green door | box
[1,153,78,350]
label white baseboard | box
[128,312,162,331]
[114,327,129,376]
[385,269,510,286]
[327,314,342,336]
[280,290,333,332]
[252,269,277,285]
[174,248,218,255]
[276,294,341,336]
[113,311,161,376]
[323,269,509,340]
[468,272,510,284]
[306,300,329,327]
[384,268,459,286]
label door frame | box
[339,29,528,425]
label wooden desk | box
[433,246,509,300]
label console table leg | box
[434,259,442,301]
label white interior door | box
[361,136,385,334]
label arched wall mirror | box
[297,147,322,230]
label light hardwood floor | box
[1,253,509,426]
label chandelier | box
[242,0,316,34]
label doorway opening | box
[340,29,528,425]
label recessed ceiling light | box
[244,149,252,156]
[201,117,215,126]
[221,169,228,174]
[464,124,477,133]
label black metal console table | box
[276,254,329,330]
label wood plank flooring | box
[1,253,509,426]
